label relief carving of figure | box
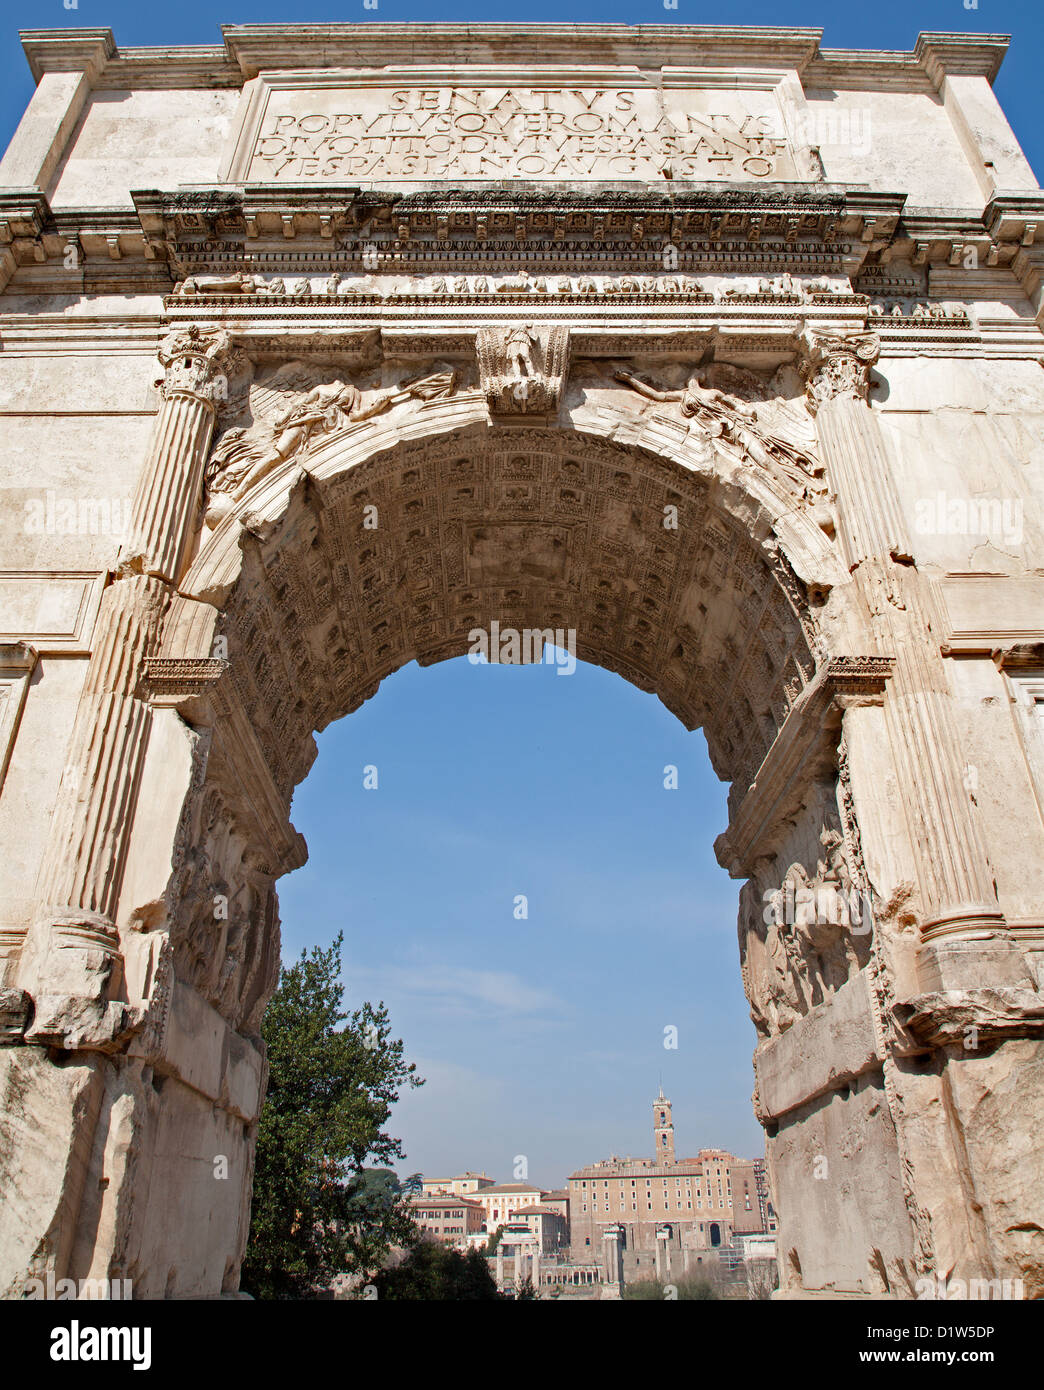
[476,324,569,417]
[740,826,870,1039]
[779,829,872,1008]
[174,271,262,296]
[204,360,457,525]
[505,323,537,379]
[739,879,806,1038]
[614,365,824,500]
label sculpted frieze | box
[169,269,848,303]
[868,300,971,325]
[204,360,460,525]
[740,826,873,1039]
[613,363,825,504]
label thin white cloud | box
[352,963,562,1018]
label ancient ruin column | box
[15,325,236,1046]
[803,330,1035,992]
[602,1225,624,1294]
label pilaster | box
[0,31,115,192]
[14,326,236,1049]
[803,330,1035,994]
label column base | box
[18,910,139,1051]
[896,986,1044,1048]
[917,915,1037,993]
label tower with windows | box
[653,1087,676,1167]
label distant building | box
[409,1194,486,1248]
[752,1158,778,1233]
[736,1232,777,1263]
[466,1182,545,1231]
[421,1171,495,1197]
[567,1090,773,1282]
[511,1205,569,1254]
[541,1188,570,1225]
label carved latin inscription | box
[246,85,795,182]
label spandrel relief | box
[204,360,460,526]
[614,362,827,507]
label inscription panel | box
[236,75,800,183]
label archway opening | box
[163,417,848,1290]
[275,647,762,1188]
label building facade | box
[568,1094,769,1269]
[421,1172,495,1198]
[511,1206,569,1256]
[409,1195,486,1248]
[465,1183,546,1232]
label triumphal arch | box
[0,23,1043,1299]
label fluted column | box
[804,330,1032,991]
[122,324,237,583]
[17,326,236,1046]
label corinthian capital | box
[155,324,239,408]
[801,331,881,415]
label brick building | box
[409,1194,486,1248]
[568,1091,772,1279]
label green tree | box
[371,1239,503,1300]
[241,933,423,1299]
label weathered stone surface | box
[756,971,881,1121]
[769,1071,916,1297]
[0,987,31,1043]
[0,1048,101,1298]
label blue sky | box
[3,0,1040,1188]
[281,655,750,1186]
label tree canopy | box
[241,933,422,1299]
[370,1240,503,1300]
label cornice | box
[914,32,1010,87]
[18,27,116,84]
[6,186,1043,340]
[15,24,1012,92]
[219,24,824,80]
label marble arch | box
[1,22,1044,1301]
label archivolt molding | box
[188,381,843,602]
[171,397,843,822]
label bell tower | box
[653,1087,675,1167]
